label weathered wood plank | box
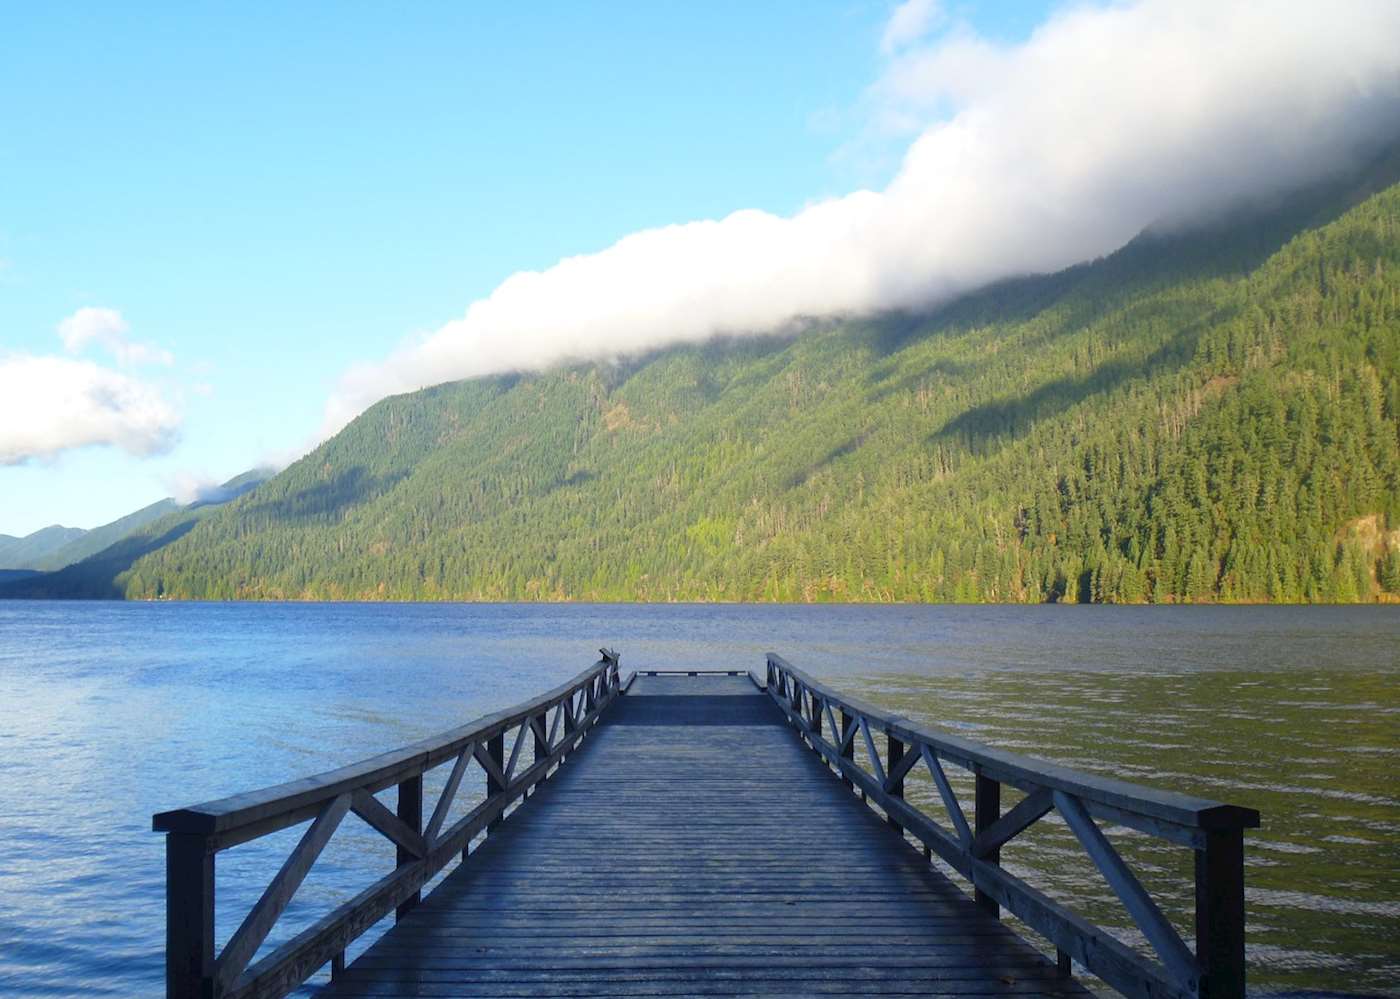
[165,833,214,999]
[1055,790,1198,991]
[972,786,1053,859]
[423,746,472,846]
[217,792,351,991]
[323,676,1089,999]
[351,788,425,860]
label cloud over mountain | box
[324,0,1400,435]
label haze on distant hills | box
[5,151,1399,604]
[0,469,271,576]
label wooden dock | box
[154,654,1260,999]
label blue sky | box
[0,2,1051,535]
[3,1,1395,537]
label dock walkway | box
[154,654,1259,999]
[326,673,1084,997]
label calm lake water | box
[0,602,1395,997]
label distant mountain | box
[0,569,41,585]
[7,158,1400,603]
[0,468,273,588]
[0,525,88,570]
[24,498,181,571]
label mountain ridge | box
[7,166,1400,603]
[0,469,273,582]
[0,525,88,570]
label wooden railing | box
[154,651,622,999]
[761,653,1259,999]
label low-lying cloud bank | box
[324,0,1400,434]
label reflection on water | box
[0,602,1395,997]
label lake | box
[0,602,1395,997]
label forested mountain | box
[20,498,179,571]
[0,470,271,594]
[8,167,1400,603]
[0,525,87,570]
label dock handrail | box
[764,652,1259,999]
[154,650,622,999]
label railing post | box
[1196,828,1246,998]
[974,772,1001,918]
[485,732,505,834]
[887,733,905,833]
[839,709,855,791]
[396,775,422,921]
[532,710,548,761]
[810,695,822,740]
[166,833,214,999]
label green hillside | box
[0,470,272,597]
[24,498,180,571]
[10,174,1400,603]
[0,525,87,570]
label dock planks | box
[325,673,1087,998]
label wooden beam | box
[473,739,507,793]
[548,702,564,748]
[351,789,426,859]
[839,709,856,791]
[822,700,840,750]
[483,733,505,834]
[1196,828,1247,999]
[886,734,905,833]
[530,712,549,757]
[921,745,972,848]
[858,717,887,785]
[394,777,422,921]
[1055,790,1199,991]
[884,736,921,792]
[974,773,1001,918]
[165,833,214,999]
[216,792,350,991]
[423,745,472,846]
[502,722,527,783]
[973,860,1186,999]
[971,787,1053,859]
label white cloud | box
[0,354,181,464]
[57,307,174,367]
[881,0,942,56]
[164,470,229,505]
[322,0,1400,437]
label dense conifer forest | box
[9,171,1400,603]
